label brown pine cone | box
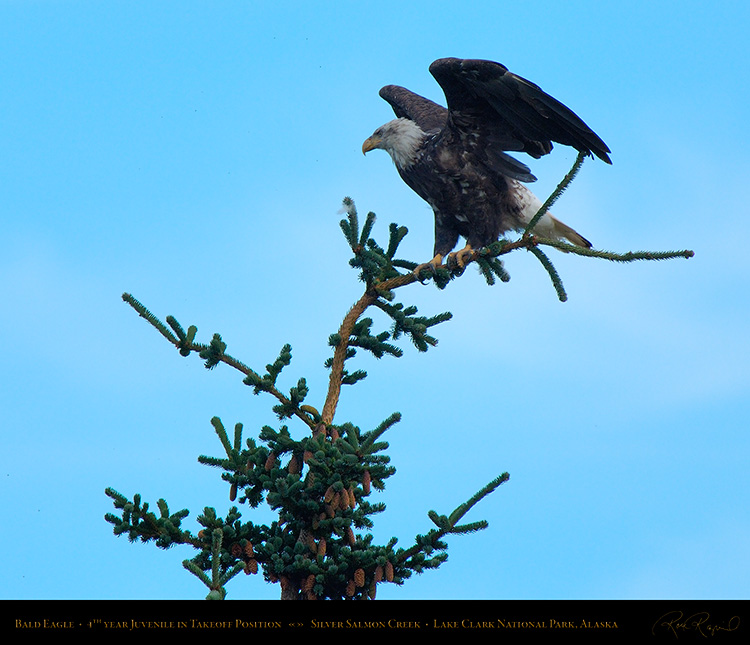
[362,470,371,494]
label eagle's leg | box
[413,254,444,280]
[447,243,474,269]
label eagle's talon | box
[447,244,474,270]
[413,254,444,282]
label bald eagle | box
[362,58,611,272]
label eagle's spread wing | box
[378,85,447,133]
[428,58,612,164]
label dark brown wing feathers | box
[427,58,612,163]
[378,85,447,133]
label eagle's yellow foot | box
[447,244,474,269]
[413,254,444,282]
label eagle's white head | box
[362,117,426,168]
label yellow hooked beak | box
[362,136,381,155]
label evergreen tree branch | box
[398,473,510,567]
[182,528,245,600]
[524,150,586,235]
[322,291,379,425]
[447,473,510,527]
[122,293,179,344]
[104,487,201,549]
[121,294,317,430]
[528,246,568,302]
[531,237,695,261]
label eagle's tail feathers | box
[549,215,592,249]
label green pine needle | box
[528,246,568,302]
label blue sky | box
[2,1,748,600]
